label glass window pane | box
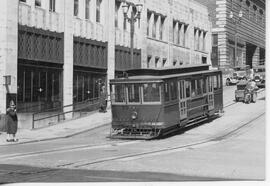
[114,84,125,103]
[203,78,207,93]
[24,69,32,102]
[127,84,140,103]
[213,75,218,90]
[143,83,160,102]
[164,83,169,101]
[170,81,177,100]
[185,81,190,98]
[191,80,196,97]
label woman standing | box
[6,100,18,142]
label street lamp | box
[122,0,143,69]
[229,8,243,68]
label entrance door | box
[208,76,214,110]
[178,80,187,120]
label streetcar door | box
[208,76,214,110]
[178,80,187,120]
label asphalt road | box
[0,85,265,182]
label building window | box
[159,16,165,40]
[147,10,151,36]
[155,57,159,68]
[74,0,79,17]
[253,5,257,22]
[115,1,120,28]
[184,25,188,47]
[20,0,26,2]
[152,15,157,38]
[96,0,102,23]
[35,0,41,6]
[162,58,167,67]
[203,32,206,51]
[85,0,91,19]
[173,60,177,66]
[147,56,151,68]
[49,0,56,12]
[173,20,178,44]
[259,9,263,24]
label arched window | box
[253,5,257,22]
[245,1,250,19]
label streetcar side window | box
[164,82,170,101]
[191,80,196,97]
[213,75,218,90]
[218,74,222,89]
[202,78,207,93]
[197,79,203,95]
[170,81,177,100]
[114,84,126,103]
[185,81,191,98]
[142,83,161,103]
[127,84,140,103]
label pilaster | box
[63,0,74,118]
[106,0,115,98]
[0,0,18,114]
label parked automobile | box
[226,70,247,86]
[253,65,265,88]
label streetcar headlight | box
[131,111,138,120]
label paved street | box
[0,85,266,182]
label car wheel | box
[226,79,230,86]
[235,97,239,102]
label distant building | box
[0,0,211,128]
[196,0,265,70]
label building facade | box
[0,0,211,127]
[197,0,265,70]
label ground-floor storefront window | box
[17,63,63,112]
[73,69,106,103]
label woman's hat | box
[10,100,15,107]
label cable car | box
[109,64,223,139]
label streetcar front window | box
[142,83,161,103]
[127,84,140,103]
[114,84,126,103]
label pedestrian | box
[6,100,18,142]
[99,84,107,113]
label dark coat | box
[6,108,18,134]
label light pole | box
[229,8,243,68]
[122,0,143,69]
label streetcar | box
[109,64,223,139]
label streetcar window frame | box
[111,84,127,104]
[164,82,170,102]
[169,80,178,101]
[185,80,191,98]
[126,83,141,104]
[142,83,162,104]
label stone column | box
[106,0,115,105]
[218,32,228,70]
[0,0,18,114]
[63,0,74,119]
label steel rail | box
[73,112,265,168]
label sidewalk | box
[0,110,112,146]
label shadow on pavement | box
[0,163,231,182]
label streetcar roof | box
[110,69,221,84]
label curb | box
[0,122,111,147]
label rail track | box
[0,90,265,169]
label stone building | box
[197,0,265,69]
[0,0,211,128]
